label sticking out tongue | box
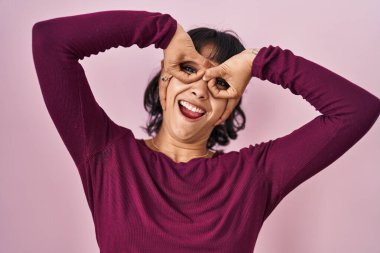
[179,104,204,119]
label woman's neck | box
[144,132,214,163]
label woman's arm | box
[248,45,380,220]
[32,10,177,169]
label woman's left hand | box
[202,48,260,126]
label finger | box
[159,77,170,111]
[203,66,225,82]
[215,100,233,126]
[207,79,240,99]
[207,78,228,98]
[222,98,239,122]
[169,68,205,84]
[214,98,239,126]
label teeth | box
[179,100,205,114]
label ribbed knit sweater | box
[32,10,380,253]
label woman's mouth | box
[178,100,206,121]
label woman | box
[32,10,380,253]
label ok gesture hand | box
[202,48,260,126]
[160,23,208,111]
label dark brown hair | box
[140,27,247,153]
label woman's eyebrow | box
[181,60,218,69]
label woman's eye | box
[181,65,197,74]
[216,78,230,90]
[180,65,229,90]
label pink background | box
[1,0,379,252]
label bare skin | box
[144,23,259,163]
[144,45,218,163]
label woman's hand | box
[202,48,260,126]
[160,24,208,111]
[163,23,207,82]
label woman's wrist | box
[245,48,260,63]
[242,48,260,75]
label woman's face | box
[160,44,233,143]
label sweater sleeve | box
[32,10,177,169]
[250,45,380,220]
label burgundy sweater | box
[32,10,380,253]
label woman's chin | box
[173,123,215,142]
[172,131,200,142]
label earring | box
[160,75,172,82]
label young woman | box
[32,10,380,253]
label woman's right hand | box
[163,23,208,82]
[160,23,208,111]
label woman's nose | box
[190,79,209,100]
[189,59,215,99]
